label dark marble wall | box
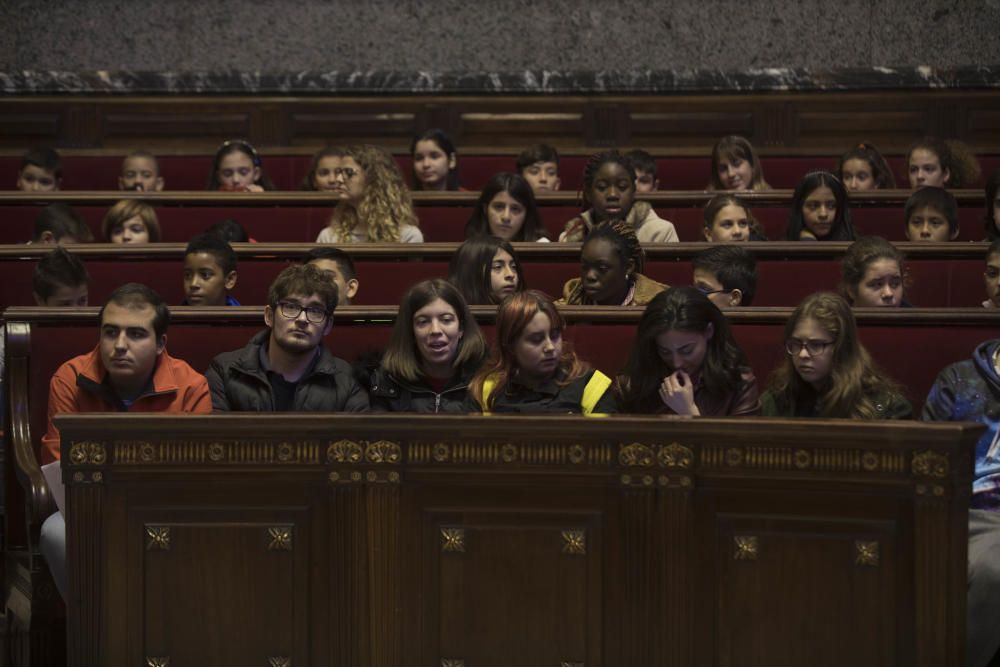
[3,0,998,72]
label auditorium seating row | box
[0,191,991,244]
[3,153,999,193]
[0,242,990,308]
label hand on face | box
[658,370,699,416]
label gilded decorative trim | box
[855,540,879,567]
[115,440,321,465]
[441,527,465,553]
[267,527,293,551]
[702,445,906,475]
[619,442,655,467]
[562,529,586,555]
[146,657,169,666]
[365,440,402,464]
[408,441,613,466]
[68,441,107,466]
[734,535,758,561]
[269,657,291,667]
[912,451,949,478]
[327,440,364,464]
[145,526,170,551]
[658,442,694,469]
[441,660,465,667]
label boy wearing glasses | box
[206,264,369,412]
[692,245,758,308]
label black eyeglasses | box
[696,286,727,296]
[785,339,833,356]
[277,301,329,324]
[333,167,359,180]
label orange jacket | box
[41,346,211,464]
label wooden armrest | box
[4,321,56,531]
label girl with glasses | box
[615,286,759,416]
[761,292,911,418]
[315,144,423,243]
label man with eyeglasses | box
[206,264,369,412]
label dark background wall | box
[2,0,998,72]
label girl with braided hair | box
[559,150,678,243]
[837,142,896,191]
[558,220,668,306]
[315,144,423,243]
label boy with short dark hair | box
[119,149,164,192]
[205,219,249,243]
[304,246,359,305]
[31,203,93,244]
[905,186,959,242]
[516,144,561,194]
[182,233,239,306]
[16,146,62,192]
[692,245,758,307]
[33,247,89,307]
[625,149,660,192]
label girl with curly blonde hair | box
[315,144,423,243]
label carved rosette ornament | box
[145,526,170,551]
[269,657,291,667]
[267,527,293,551]
[68,441,107,465]
[734,535,759,561]
[619,443,655,467]
[658,442,693,469]
[327,440,363,464]
[912,450,949,478]
[146,658,170,667]
[562,530,586,555]
[855,540,880,567]
[365,440,402,464]
[441,527,465,553]
[441,660,465,667]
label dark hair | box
[840,236,907,303]
[21,146,62,179]
[515,144,560,172]
[624,149,657,178]
[205,219,249,243]
[469,290,590,409]
[618,287,749,412]
[448,236,526,305]
[692,245,758,306]
[381,279,487,384]
[122,149,160,173]
[580,150,636,212]
[32,203,93,243]
[702,194,765,240]
[563,220,644,306]
[904,186,959,237]
[908,137,981,188]
[185,233,237,276]
[710,136,769,191]
[304,246,357,282]
[837,142,896,189]
[984,170,1000,241]
[301,145,347,191]
[464,172,547,242]
[410,128,460,190]
[100,283,169,339]
[989,239,1000,260]
[785,171,856,241]
[268,263,340,314]
[32,247,88,300]
[206,139,275,191]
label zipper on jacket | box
[434,393,442,413]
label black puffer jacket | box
[207,330,369,412]
[367,362,478,413]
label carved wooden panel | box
[714,510,897,666]
[133,509,308,666]
[100,112,252,146]
[0,112,62,146]
[423,500,601,667]
[629,111,755,147]
[795,111,926,147]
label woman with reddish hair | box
[468,290,617,414]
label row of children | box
[29,218,1000,317]
[12,133,985,195]
[21,151,1000,247]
